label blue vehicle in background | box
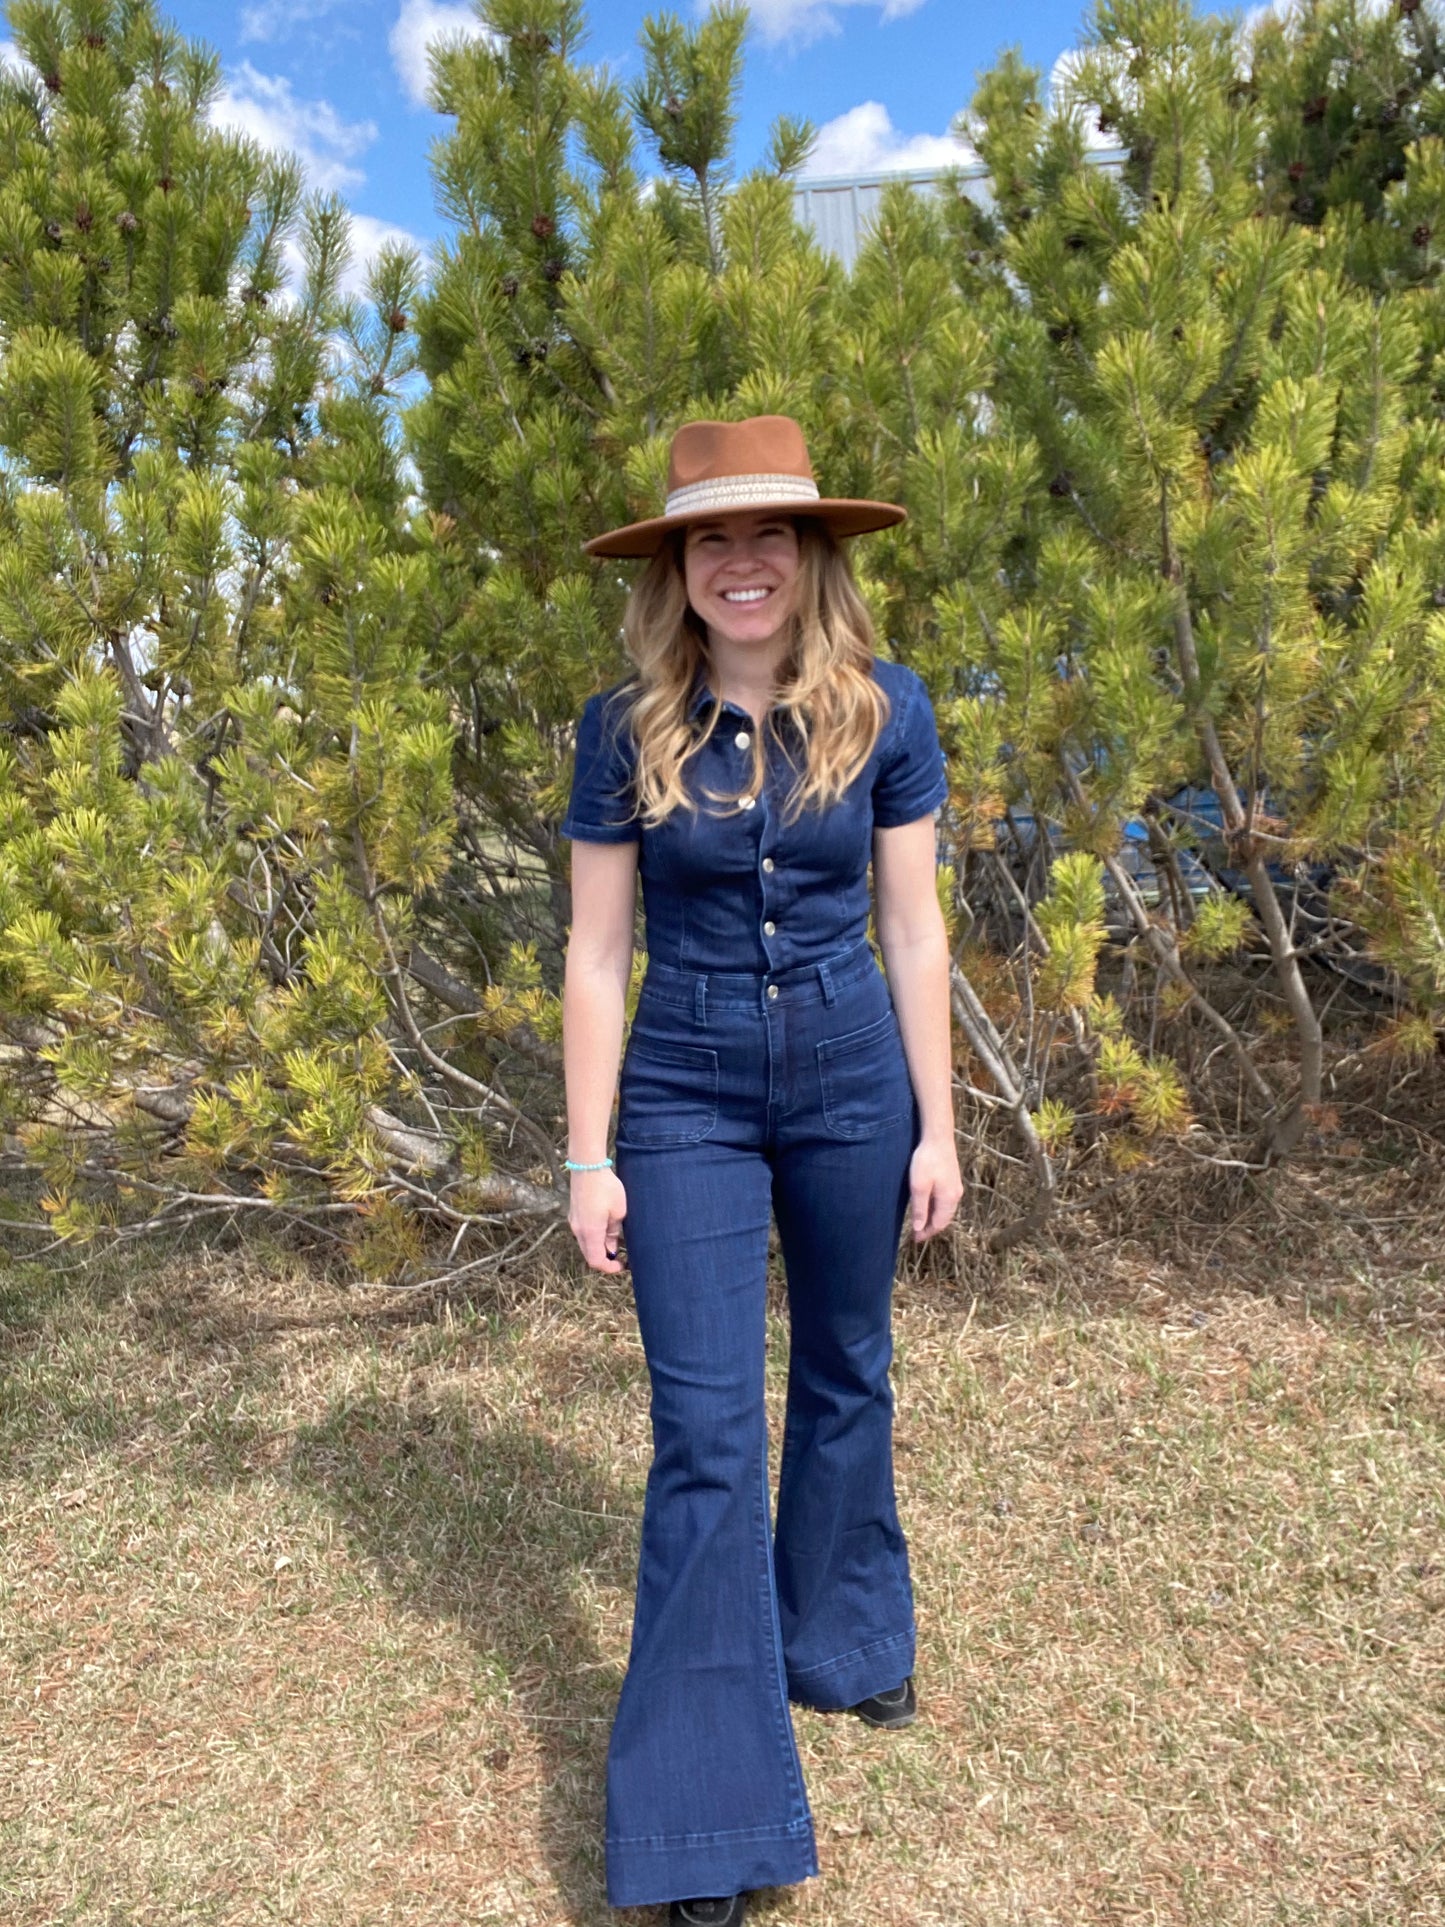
[1154,785,1390,993]
[993,781,1391,994]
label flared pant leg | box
[770,1121,917,1709]
[605,1135,919,1903]
[605,1139,818,1911]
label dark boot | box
[669,1898,747,1926]
[850,1676,917,1729]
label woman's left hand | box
[908,1132,964,1243]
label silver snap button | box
[734,730,750,749]
[763,920,776,936]
[740,795,756,810]
[762,856,775,872]
[766,983,779,1000]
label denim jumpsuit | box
[560,656,949,1909]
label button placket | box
[757,734,781,961]
[754,765,778,970]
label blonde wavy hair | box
[614,518,890,831]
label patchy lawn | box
[2,1226,1443,1926]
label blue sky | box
[118,1,1235,278]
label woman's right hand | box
[568,1166,628,1273]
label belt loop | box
[694,975,708,1026]
[817,960,836,1006]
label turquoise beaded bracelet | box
[564,1156,614,1172]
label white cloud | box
[239,0,349,42]
[210,67,421,298]
[1046,48,1130,152]
[342,211,426,295]
[211,62,377,194]
[389,0,496,110]
[273,211,425,304]
[742,0,927,49]
[801,101,976,179]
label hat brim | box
[582,495,907,560]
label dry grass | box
[2,1188,1444,1926]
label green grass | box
[1,1232,1443,1925]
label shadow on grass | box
[3,1233,650,1920]
[288,1389,635,1925]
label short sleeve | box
[872,667,949,828]
[560,687,642,843]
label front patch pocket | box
[618,1031,720,1146]
[817,1010,913,1140]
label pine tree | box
[856,0,1445,1214]
[7,0,1445,1275]
[404,1,840,1086]
[0,0,470,1269]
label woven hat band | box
[664,473,822,518]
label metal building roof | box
[792,145,1129,270]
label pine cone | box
[500,273,519,299]
[117,210,140,234]
[1302,94,1328,124]
[387,307,408,332]
[44,220,62,242]
[74,203,93,233]
[531,213,555,240]
[1413,222,1432,247]
[541,257,564,283]
[1288,160,1306,182]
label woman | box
[559,416,962,1926]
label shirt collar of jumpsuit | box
[561,657,949,1911]
[682,667,780,728]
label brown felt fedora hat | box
[582,414,907,559]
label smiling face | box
[681,510,802,651]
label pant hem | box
[605,1817,819,1910]
[787,1626,916,1711]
